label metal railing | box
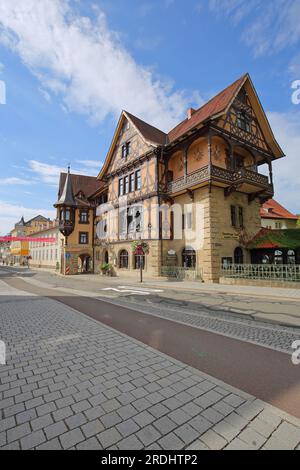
[160,266,203,281]
[221,264,300,282]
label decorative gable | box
[217,85,270,153]
[107,114,153,174]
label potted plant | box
[100,262,112,275]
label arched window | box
[287,250,296,265]
[104,251,109,264]
[119,250,129,269]
[234,247,244,264]
[182,248,196,269]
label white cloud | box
[28,160,65,185]
[76,159,102,170]
[267,110,300,213]
[0,200,55,235]
[0,177,33,186]
[28,159,100,185]
[0,0,195,131]
[209,0,300,59]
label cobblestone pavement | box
[1,267,299,355]
[0,279,299,450]
[97,295,300,355]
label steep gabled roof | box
[56,173,104,207]
[97,73,284,180]
[260,199,298,220]
[168,75,247,143]
[125,111,167,146]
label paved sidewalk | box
[0,279,299,450]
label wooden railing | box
[167,165,270,194]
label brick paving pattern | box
[0,280,299,450]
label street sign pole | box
[140,254,143,283]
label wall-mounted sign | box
[222,232,239,240]
[167,250,176,256]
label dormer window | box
[237,112,251,133]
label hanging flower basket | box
[131,241,149,255]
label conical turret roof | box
[55,167,76,207]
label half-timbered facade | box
[90,74,283,282]
[55,73,285,282]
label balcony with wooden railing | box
[167,164,273,196]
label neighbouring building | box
[0,242,10,264]
[260,199,298,230]
[9,215,51,265]
[29,221,63,271]
[55,73,286,282]
[54,171,104,274]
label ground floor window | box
[119,250,129,269]
[274,250,283,265]
[104,251,109,264]
[287,250,296,265]
[134,254,145,270]
[182,248,196,268]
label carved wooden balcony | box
[167,165,272,196]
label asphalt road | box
[1,269,300,420]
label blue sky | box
[0,0,300,234]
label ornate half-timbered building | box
[55,74,285,282]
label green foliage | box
[249,229,300,249]
[100,262,111,271]
[131,241,149,254]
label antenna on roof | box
[67,164,71,174]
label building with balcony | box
[55,73,286,282]
[54,169,104,274]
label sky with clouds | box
[0,0,300,234]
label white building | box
[29,223,63,270]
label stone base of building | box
[220,277,300,289]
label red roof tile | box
[260,199,298,220]
[168,74,247,143]
[125,111,167,145]
[58,173,105,200]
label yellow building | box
[55,74,285,282]
[9,215,50,265]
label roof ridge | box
[168,73,248,142]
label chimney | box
[187,108,196,120]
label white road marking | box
[101,288,151,296]
[118,286,164,293]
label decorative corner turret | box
[54,166,76,237]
